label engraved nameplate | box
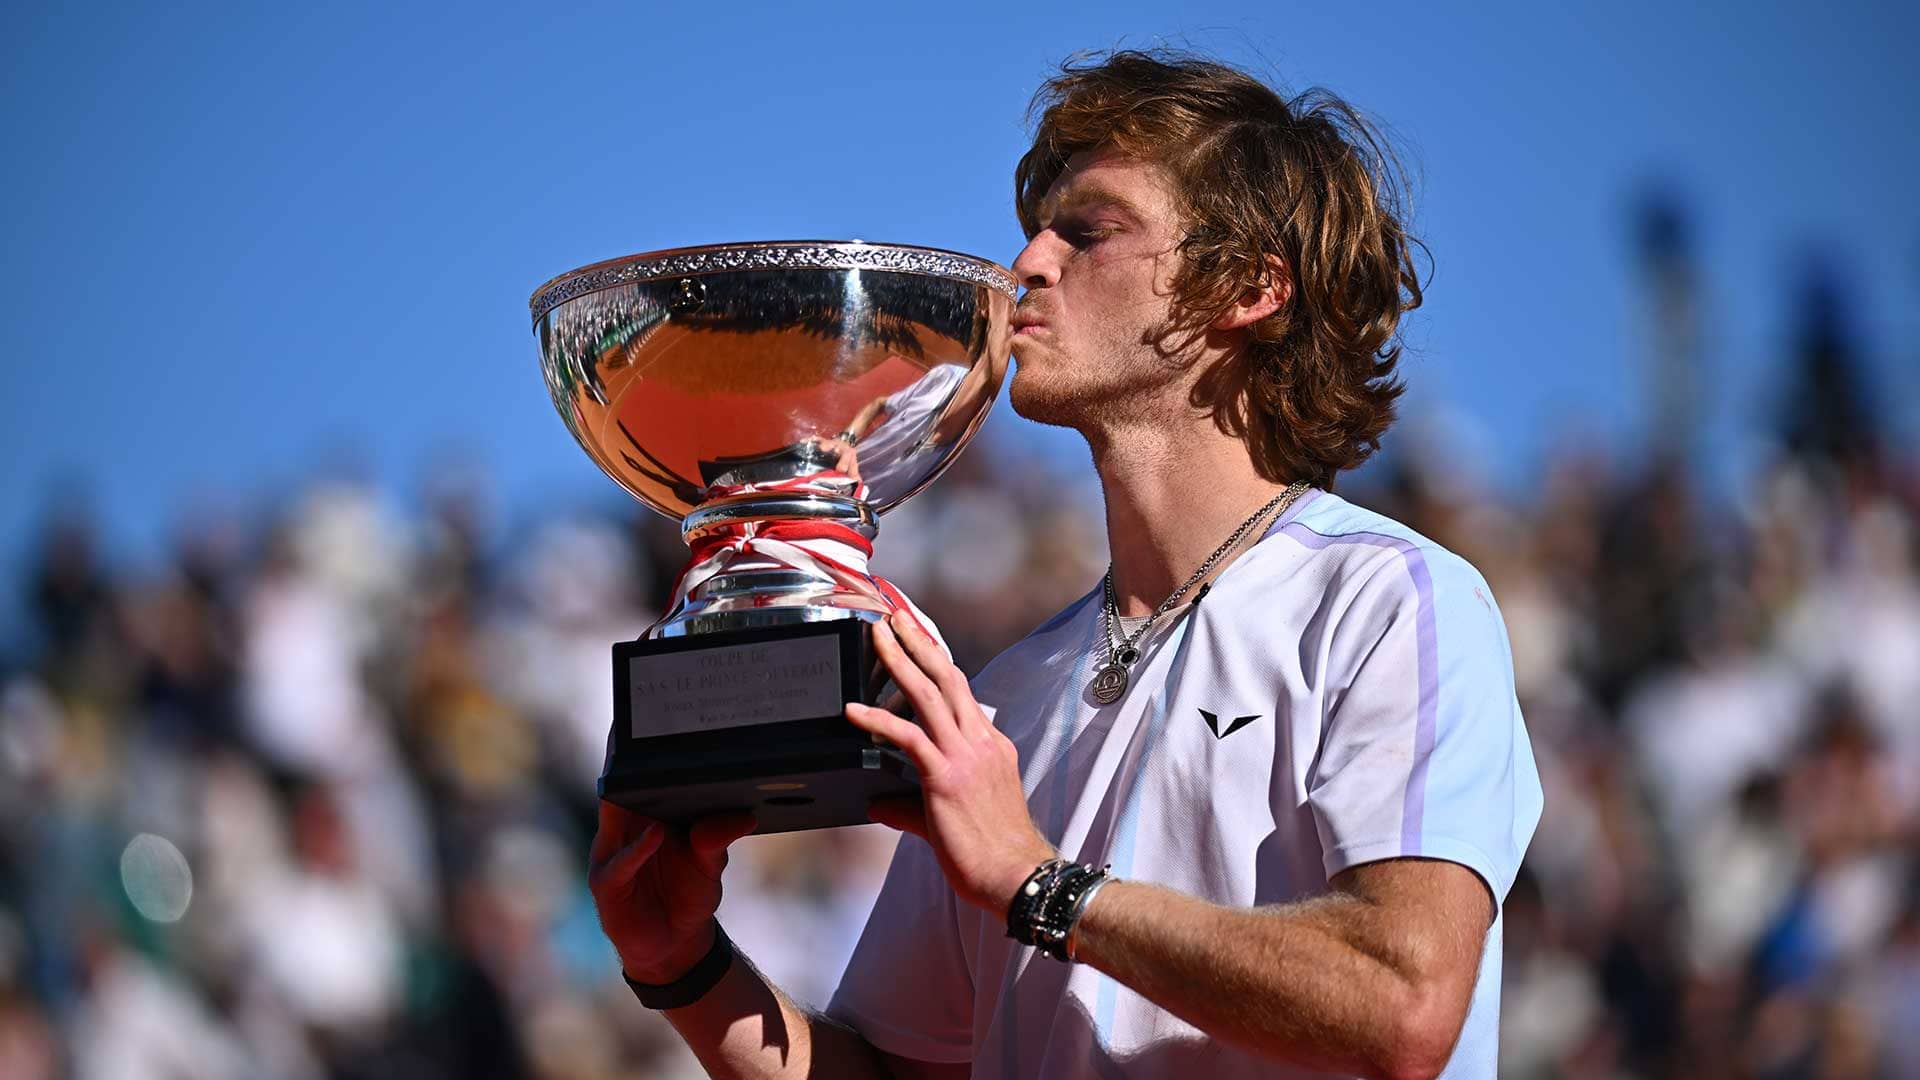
[627,634,843,738]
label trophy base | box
[604,619,918,833]
[598,744,917,834]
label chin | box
[1006,365,1086,429]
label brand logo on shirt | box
[1199,709,1260,740]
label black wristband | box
[622,922,735,1010]
[1007,858,1112,962]
[1006,858,1070,946]
[1036,863,1111,961]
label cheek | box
[1078,257,1168,315]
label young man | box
[590,50,1542,1080]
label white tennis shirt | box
[828,488,1543,1078]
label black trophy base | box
[598,744,917,834]
[603,618,918,834]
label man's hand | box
[588,801,758,984]
[845,611,1055,918]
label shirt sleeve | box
[825,834,975,1064]
[1307,543,1543,906]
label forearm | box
[1069,881,1463,1080]
[662,947,896,1080]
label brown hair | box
[1015,49,1424,488]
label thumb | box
[687,811,758,876]
[867,795,928,839]
[591,800,656,866]
[590,821,665,895]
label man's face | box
[1007,147,1191,430]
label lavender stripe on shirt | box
[1276,522,1440,853]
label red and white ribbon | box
[650,471,948,656]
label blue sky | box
[4,1,1916,565]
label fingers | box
[847,701,943,777]
[591,800,658,865]
[876,685,910,716]
[687,811,758,878]
[589,819,664,894]
[885,613,996,744]
[872,617,959,745]
[867,794,928,838]
[818,437,861,479]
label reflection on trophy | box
[529,241,1015,833]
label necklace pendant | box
[1116,645,1141,667]
[1090,661,1129,705]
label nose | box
[1011,231,1063,291]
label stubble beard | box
[1007,325,1194,435]
[1006,346,1138,434]
[1006,356,1086,430]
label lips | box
[1011,310,1048,334]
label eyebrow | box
[1038,183,1147,224]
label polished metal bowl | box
[531,241,1017,535]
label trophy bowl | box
[531,241,1016,831]
[533,240,1016,519]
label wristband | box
[1007,858,1112,962]
[622,922,735,1010]
[1006,858,1070,946]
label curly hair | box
[1015,50,1425,488]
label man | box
[590,49,1542,1079]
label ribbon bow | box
[651,471,947,655]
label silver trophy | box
[530,241,1015,832]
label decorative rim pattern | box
[529,241,1018,325]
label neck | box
[1085,409,1306,618]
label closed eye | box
[1058,220,1119,248]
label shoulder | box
[1292,492,1493,594]
[1251,490,1505,639]
[1280,491,1483,579]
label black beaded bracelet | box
[622,922,735,1010]
[1006,858,1112,962]
[1006,859,1070,944]
[1037,863,1111,961]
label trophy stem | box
[681,493,878,543]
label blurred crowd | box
[0,438,1113,1080]
[3,298,1917,1079]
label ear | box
[1210,254,1291,332]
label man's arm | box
[588,803,966,1080]
[1067,859,1491,1080]
[654,936,965,1080]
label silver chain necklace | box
[1088,480,1311,705]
